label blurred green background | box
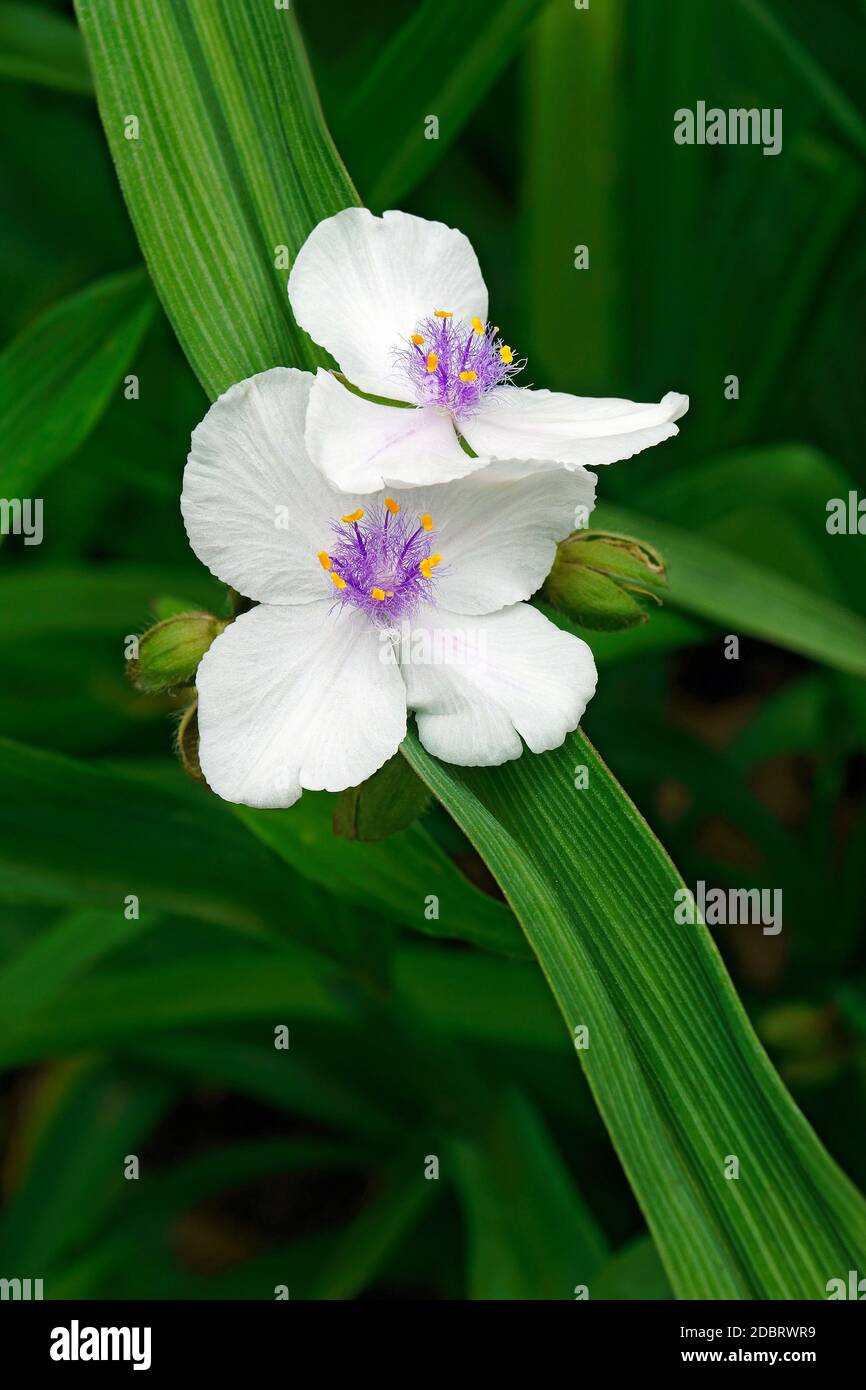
[0,0,864,1299]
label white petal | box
[305,369,484,492]
[461,386,689,468]
[402,603,597,767]
[197,602,407,808]
[396,463,596,615]
[182,367,367,604]
[288,208,488,400]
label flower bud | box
[334,752,431,842]
[176,697,203,781]
[542,530,667,631]
[128,611,226,693]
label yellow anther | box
[411,333,425,345]
[384,497,400,514]
[330,571,347,590]
[341,508,365,523]
[426,352,438,373]
[499,344,513,364]
[459,370,478,382]
[420,513,433,531]
[317,551,332,570]
[472,317,485,335]
[371,587,386,601]
[419,553,443,579]
[434,309,453,318]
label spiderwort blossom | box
[287,208,688,493]
[181,368,598,808]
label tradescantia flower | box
[181,368,598,809]
[287,207,688,493]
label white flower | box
[181,368,598,809]
[287,207,688,493]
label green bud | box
[542,530,667,631]
[334,752,431,842]
[176,697,203,781]
[128,611,226,693]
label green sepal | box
[128,611,226,693]
[333,751,432,842]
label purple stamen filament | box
[395,312,524,417]
[320,505,440,625]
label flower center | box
[395,309,524,416]
[318,500,442,625]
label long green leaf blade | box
[451,1090,608,1299]
[334,0,548,209]
[596,501,866,677]
[0,2,92,96]
[237,793,525,959]
[403,728,866,1298]
[0,907,152,1020]
[74,0,358,397]
[0,267,154,499]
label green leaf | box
[238,789,526,958]
[451,1090,608,1300]
[132,1032,401,1142]
[0,954,346,1070]
[544,601,710,665]
[0,267,154,500]
[402,728,866,1298]
[48,1136,372,1297]
[0,1062,174,1272]
[593,1235,673,1301]
[74,0,359,398]
[0,907,152,1020]
[126,1138,368,1223]
[734,0,866,157]
[0,2,92,96]
[309,1151,438,1299]
[596,501,866,677]
[0,738,319,943]
[634,444,864,613]
[395,945,564,1052]
[730,674,829,769]
[0,566,223,640]
[523,0,626,393]
[334,0,548,209]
